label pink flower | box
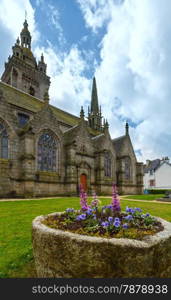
[111,183,121,212]
[79,184,89,210]
[91,191,100,207]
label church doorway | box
[80,174,87,191]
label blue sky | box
[1,0,171,163]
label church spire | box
[88,77,103,131]
[91,77,99,114]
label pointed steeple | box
[125,121,129,135]
[88,77,103,131]
[91,77,99,114]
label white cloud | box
[34,43,91,115]
[77,0,112,32]
[0,0,37,41]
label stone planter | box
[32,212,171,278]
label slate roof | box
[112,135,126,152]
[144,159,161,173]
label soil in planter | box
[43,213,164,240]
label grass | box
[123,194,165,201]
[0,197,171,278]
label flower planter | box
[32,212,171,278]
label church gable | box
[113,124,137,162]
[64,119,94,155]
[92,130,116,158]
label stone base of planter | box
[32,212,171,278]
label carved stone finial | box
[80,106,85,119]
[125,121,129,135]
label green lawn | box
[0,197,171,278]
[123,194,164,201]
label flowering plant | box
[44,184,162,240]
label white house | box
[144,157,171,190]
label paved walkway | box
[0,195,171,204]
[120,195,171,204]
[0,197,61,202]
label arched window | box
[0,123,8,159]
[37,131,58,172]
[125,156,131,180]
[104,152,111,177]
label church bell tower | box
[1,19,50,100]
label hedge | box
[147,189,171,194]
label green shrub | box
[147,189,171,194]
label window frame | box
[37,131,58,173]
[0,123,9,159]
[124,156,131,180]
[104,151,112,178]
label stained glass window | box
[37,132,57,172]
[125,157,131,180]
[104,152,111,177]
[0,123,8,159]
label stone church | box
[0,19,143,197]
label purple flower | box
[108,216,113,223]
[126,207,135,214]
[114,217,120,222]
[111,184,121,212]
[76,214,86,221]
[145,213,150,217]
[135,208,142,212]
[101,221,109,228]
[113,217,121,228]
[124,215,133,221]
[86,208,93,215]
[113,221,120,228]
[106,205,113,209]
[91,191,100,207]
[123,223,129,229]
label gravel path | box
[0,195,171,204]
